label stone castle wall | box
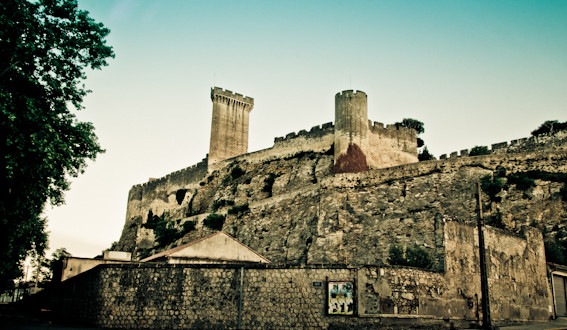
[366,120,418,169]
[116,146,567,270]
[32,222,550,329]
[441,129,567,159]
[117,157,208,251]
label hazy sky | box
[44,0,567,258]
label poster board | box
[328,281,354,315]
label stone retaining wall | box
[31,222,551,329]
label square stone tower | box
[208,87,254,165]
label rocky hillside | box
[116,146,567,266]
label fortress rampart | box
[210,87,254,106]
[440,129,567,159]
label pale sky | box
[44,0,567,258]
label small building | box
[140,231,270,264]
[549,263,567,317]
[55,251,132,282]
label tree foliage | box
[469,145,491,156]
[395,118,436,161]
[0,0,114,292]
[531,120,567,136]
[395,118,425,135]
[418,146,435,161]
[388,243,433,269]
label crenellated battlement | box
[368,120,415,136]
[274,122,334,144]
[439,129,567,159]
[211,87,254,108]
[130,157,208,192]
[335,89,367,100]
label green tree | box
[531,120,567,136]
[0,0,114,293]
[395,118,436,161]
[47,247,71,281]
[469,146,491,156]
[418,146,435,161]
[395,118,424,134]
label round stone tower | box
[334,90,370,173]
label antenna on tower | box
[213,73,216,87]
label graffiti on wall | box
[328,281,354,315]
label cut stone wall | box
[33,221,550,329]
[440,129,567,159]
[208,87,254,165]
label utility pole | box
[477,182,492,329]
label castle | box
[206,87,418,171]
[90,87,567,328]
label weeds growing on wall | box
[143,211,196,247]
[227,204,249,216]
[230,165,245,179]
[507,173,535,191]
[204,214,225,231]
[480,175,504,203]
[485,212,505,229]
[211,199,234,212]
[388,243,433,269]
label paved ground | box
[499,317,567,330]
[1,303,566,329]
[0,304,98,330]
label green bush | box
[228,204,249,215]
[204,214,225,231]
[485,212,505,229]
[469,146,491,156]
[495,167,507,177]
[406,243,433,268]
[211,199,234,212]
[507,173,535,191]
[388,244,406,266]
[388,243,433,269]
[525,170,567,182]
[142,211,196,247]
[230,165,245,179]
[480,175,504,202]
[182,221,196,233]
[418,146,435,161]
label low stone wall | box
[32,222,551,329]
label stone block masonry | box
[32,221,550,329]
[208,87,254,166]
